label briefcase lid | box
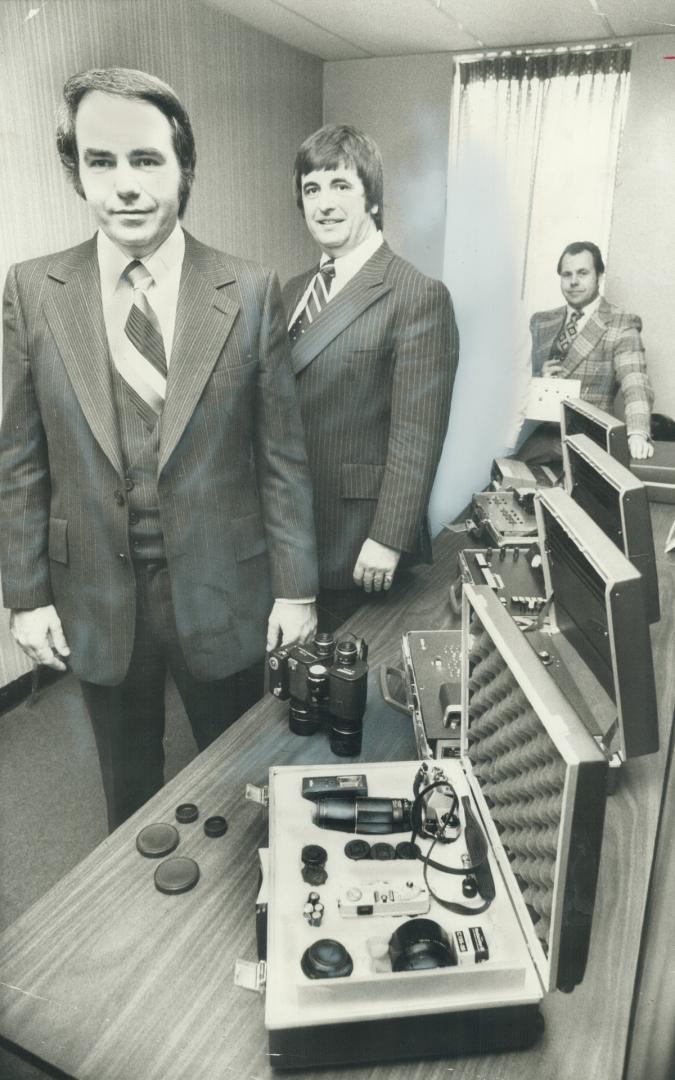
[461,585,608,993]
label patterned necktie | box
[288,259,336,343]
[551,308,582,361]
[116,260,168,428]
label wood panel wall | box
[0,0,323,686]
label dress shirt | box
[287,230,384,328]
[97,223,185,367]
[565,293,601,332]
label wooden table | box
[0,510,673,1080]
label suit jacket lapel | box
[43,239,125,478]
[561,298,611,377]
[290,242,395,376]
[158,232,239,475]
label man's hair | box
[56,68,196,218]
[557,241,605,276]
[293,124,384,230]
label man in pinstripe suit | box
[520,241,653,464]
[0,69,318,829]
[283,125,458,630]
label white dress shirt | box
[288,230,384,328]
[97,223,185,366]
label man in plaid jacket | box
[522,241,653,463]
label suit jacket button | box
[124,477,135,491]
[118,553,127,562]
[114,490,124,505]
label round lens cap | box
[370,842,396,861]
[301,939,353,980]
[395,841,421,861]
[344,839,371,861]
[154,857,200,895]
[136,823,180,859]
[203,815,228,838]
[175,803,199,824]
[301,844,327,867]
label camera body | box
[268,633,369,757]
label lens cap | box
[136,823,180,859]
[175,803,199,824]
[395,841,420,861]
[301,844,328,867]
[204,815,228,838]
[371,842,396,861]
[154,857,200,895]
[301,939,353,979]
[344,839,371,861]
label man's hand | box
[353,538,401,593]
[540,359,563,378]
[266,600,317,652]
[628,433,654,460]
[10,605,71,671]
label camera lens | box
[329,722,363,758]
[388,919,457,972]
[313,632,336,660]
[289,699,321,736]
[313,797,412,834]
[336,640,358,666]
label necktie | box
[551,309,582,361]
[288,259,336,343]
[115,261,168,428]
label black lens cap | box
[203,815,228,838]
[136,823,180,859]
[370,842,396,861]
[154,857,200,895]
[302,844,328,867]
[301,939,353,979]
[345,839,371,861]
[175,803,199,824]
[395,841,421,861]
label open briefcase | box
[237,584,608,1070]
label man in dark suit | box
[522,240,653,464]
[283,124,458,630]
[0,68,318,829]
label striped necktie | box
[116,260,168,428]
[288,259,336,343]
[550,308,582,361]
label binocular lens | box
[289,700,322,736]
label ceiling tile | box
[598,0,675,37]
[204,0,371,59]
[278,0,480,53]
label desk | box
[0,511,673,1080]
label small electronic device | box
[458,547,546,625]
[301,775,368,801]
[563,433,659,623]
[469,491,538,547]
[490,458,560,491]
[238,587,608,1069]
[525,376,581,422]
[560,398,630,466]
[382,629,462,759]
[533,486,659,761]
[337,879,430,918]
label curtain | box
[430,48,630,528]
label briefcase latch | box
[234,958,267,993]
[245,783,269,807]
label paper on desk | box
[525,377,582,422]
[665,519,675,553]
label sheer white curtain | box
[430,48,630,529]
